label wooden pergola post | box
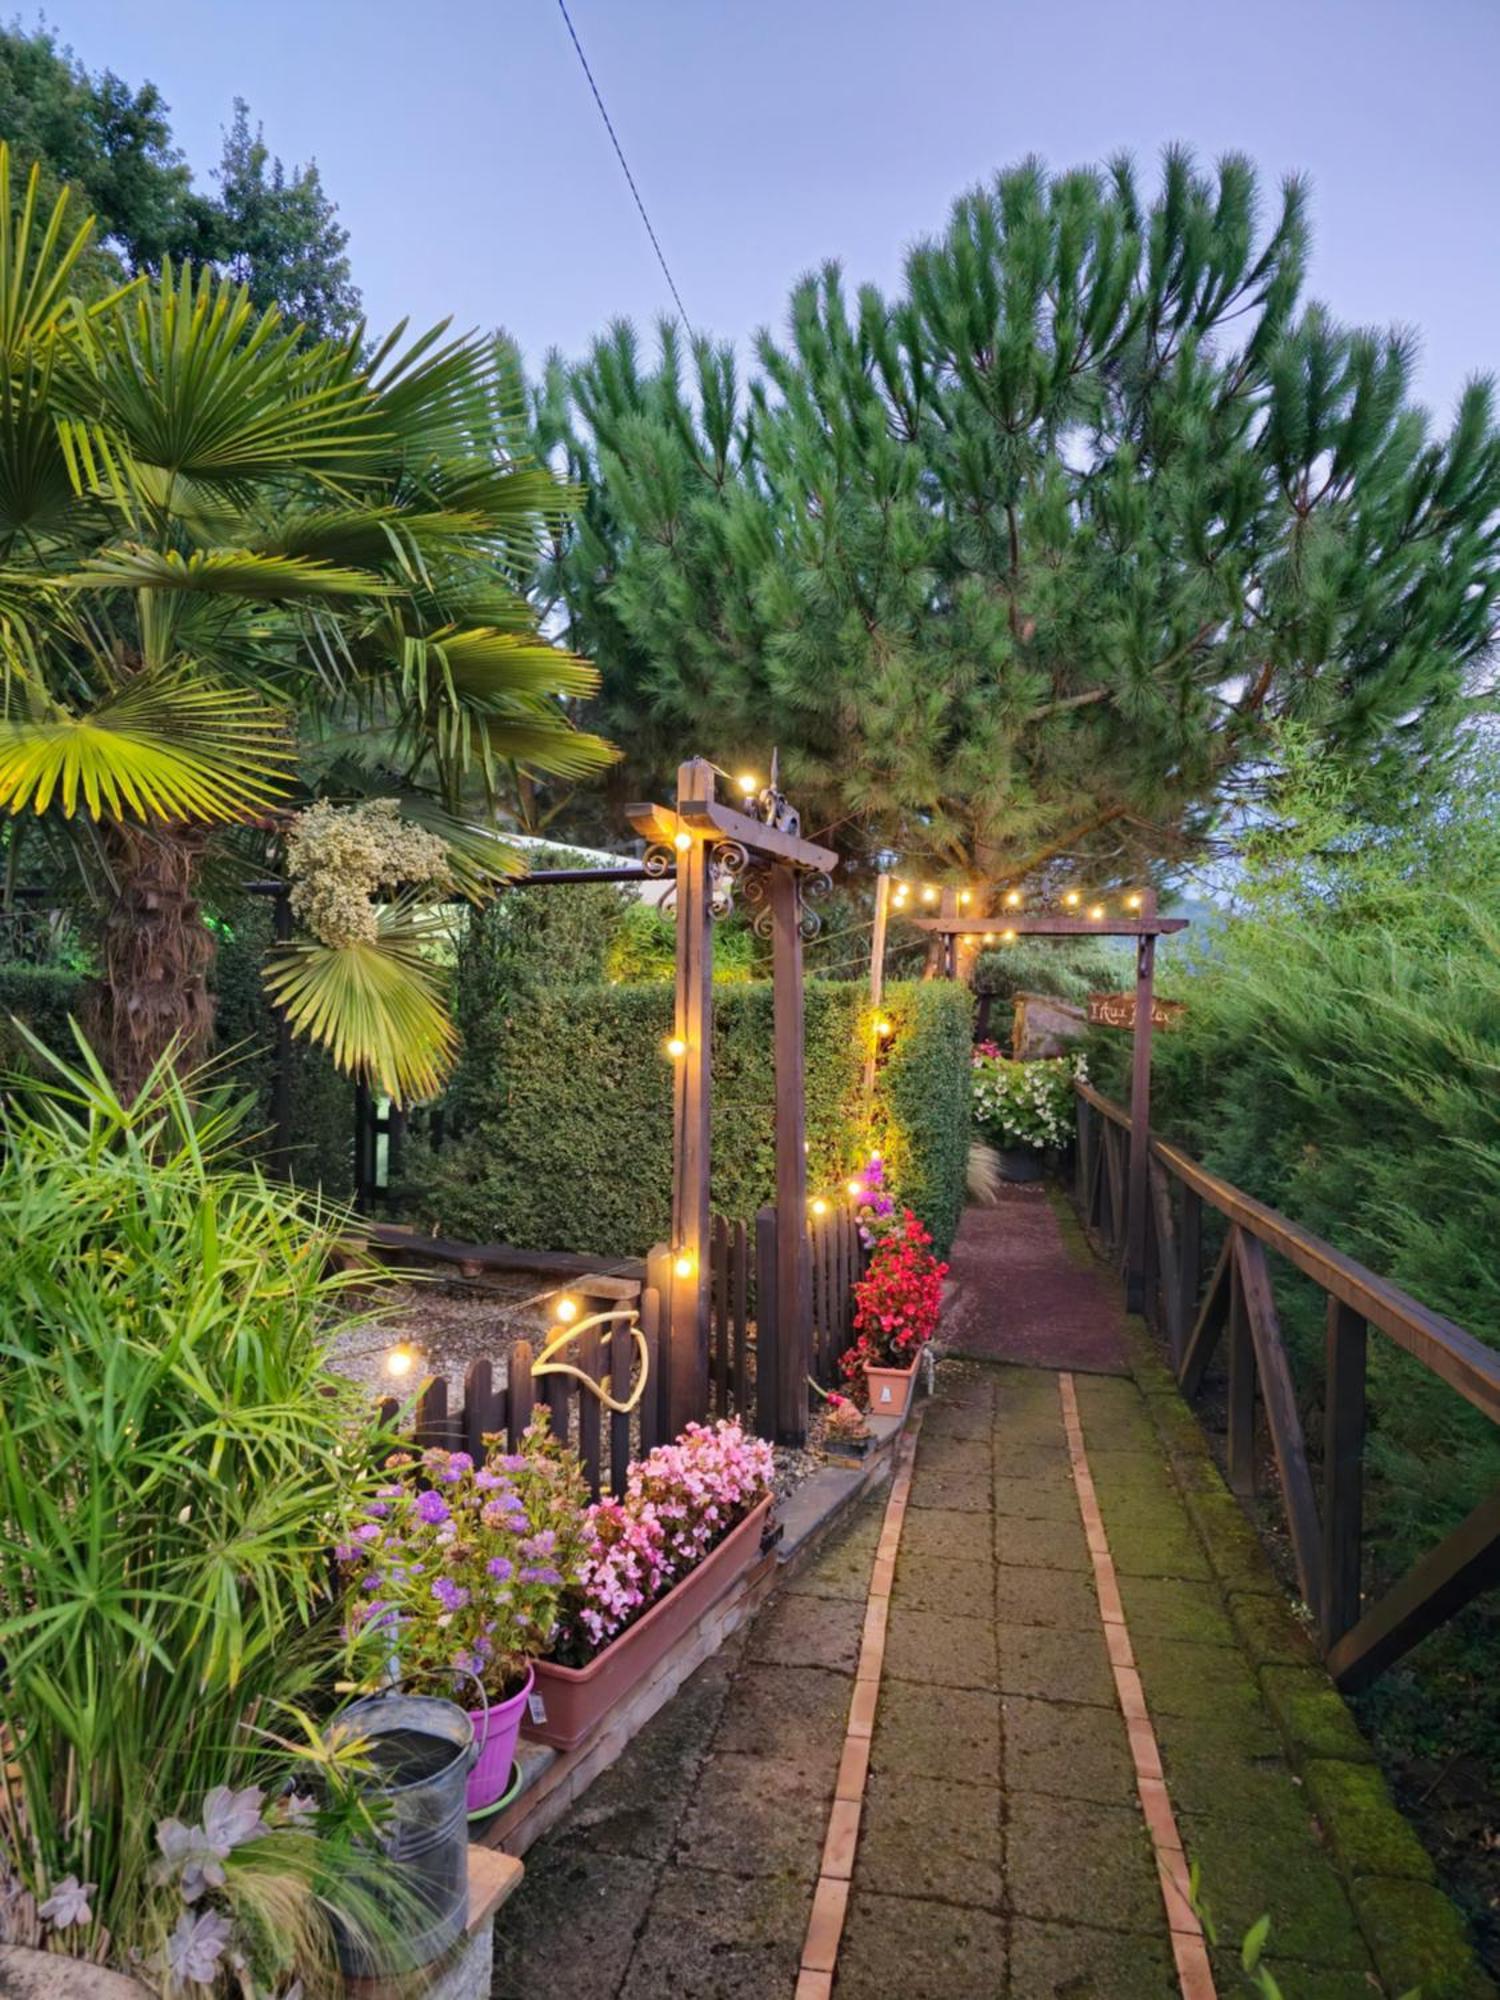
[668,757,715,1435]
[1125,889,1158,1314]
[771,864,811,1442]
[862,872,892,1108]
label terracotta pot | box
[864,1353,921,1418]
[467,1664,533,1812]
[525,1498,772,1751]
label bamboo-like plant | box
[0,1031,404,1989]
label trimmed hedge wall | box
[868,980,974,1257]
[0,964,84,1073]
[405,976,972,1261]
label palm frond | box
[60,545,388,602]
[262,906,458,1102]
[0,672,292,821]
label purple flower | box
[486,1555,514,1582]
[38,1875,94,1930]
[521,1529,556,1559]
[474,1468,504,1490]
[414,1490,450,1527]
[520,1565,563,1586]
[432,1577,470,1613]
[499,1453,527,1474]
[333,1542,356,1564]
[438,1452,473,1484]
[166,1908,232,1985]
[354,1522,382,1544]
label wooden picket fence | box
[379,1203,866,1494]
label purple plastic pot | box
[466,1664,534,1814]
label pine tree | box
[534,151,1500,887]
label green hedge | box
[868,981,973,1256]
[406,976,972,1260]
[0,964,85,1072]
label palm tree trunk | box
[88,823,216,1101]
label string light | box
[873,1017,893,1039]
[385,1345,416,1379]
[811,1197,829,1216]
[983,931,996,944]
[921,885,938,904]
[555,1296,579,1324]
[1125,891,1143,912]
[1004,889,1023,909]
[673,829,692,853]
[959,889,971,906]
[846,1179,865,1198]
[1063,890,1081,909]
[673,1250,695,1280]
[1088,903,1106,921]
[737,773,758,795]
[1001,928,1017,944]
[664,1036,687,1060]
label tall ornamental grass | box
[0,1037,395,1989]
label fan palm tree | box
[0,147,612,1100]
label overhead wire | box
[554,0,695,339]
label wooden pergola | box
[909,887,1187,1312]
[627,757,836,1443]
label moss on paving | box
[1003,1693,1139,1806]
[883,1605,1000,1690]
[1006,1792,1163,1932]
[837,1892,1008,2000]
[1259,1664,1377,1766]
[856,1769,1003,1910]
[1347,1877,1499,1999]
[1010,1918,1178,1998]
[1180,1811,1375,1970]
[995,1619,1118,1707]
[1301,1757,1437,1883]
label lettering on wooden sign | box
[1087,992,1186,1030]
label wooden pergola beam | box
[624,799,838,874]
[908,915,1188,937]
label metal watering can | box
[329,1691,481,1975]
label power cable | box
[554,0,695,339]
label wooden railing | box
[1075,1080,1500,1691]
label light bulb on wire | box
[664,1036,687,1061]
[673,829,692,853]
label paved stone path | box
[941,1187,1129,1374]
[493,1355,1386,1999]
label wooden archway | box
[628,757,837,1443]
[910,889,1187,1312]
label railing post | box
[1321,1300,1368,1645]
[1226,1230,1256,1497]
[1124,905,1158,1311]
[1175,1184,1202,1374]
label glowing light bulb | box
[983,931,996,944]
[1063,890,1081,909]
[922,885,937,904]
[811,1197,829,1216]
[385,1345,415,1380]
[959,889,971,905]
[1089,903,1106,921]
[873,1017,893,1039]
[673,830,692,853]
[1004,889,1023,909]
[869,1149,882,1162]
[1125,891,1143,912]
[737,773,758,795]
[664,1036,687,1060]
[556,1296,579,1324]
[846,1180,865,1199]
[1002,928,1017,944]
[673,1251,695,1280]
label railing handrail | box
[1075,1079,1500,1423]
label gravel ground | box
[328,1276,555,1396]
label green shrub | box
[0,1038,402,1987]
[0,962,84,1072]
[870,981,973,1255]
[408,977,972,1259]
[604,900,758,983]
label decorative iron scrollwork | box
[709,838,750,920]
[799,870,833,941]
[740,864,775,940]
[642,842,677,880]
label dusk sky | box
[44,0,1500,423]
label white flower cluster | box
[971,1050,1088,1150]
[285,798,451,949]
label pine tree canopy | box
[530,150,1500,886]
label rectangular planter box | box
[864,1354,920,1419]
[523,1498,773,1751]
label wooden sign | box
[1088,992,1186,1031]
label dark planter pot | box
[997,1147,1045,1183]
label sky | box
[39,0,1500,424]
